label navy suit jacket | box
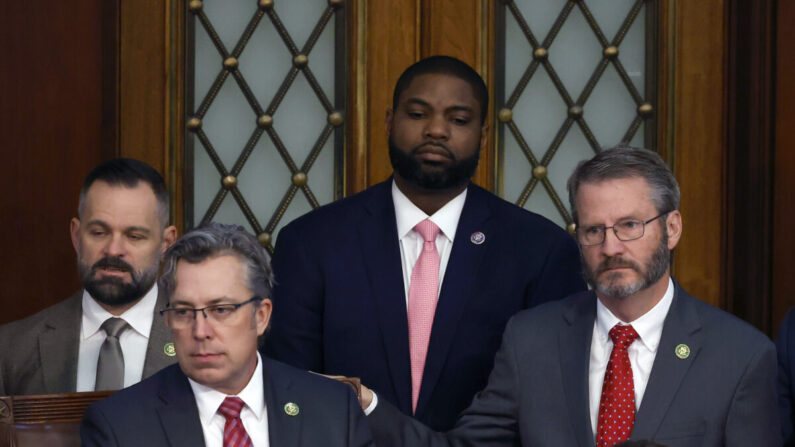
[80,357,373,447]
[263,180,585,430]
[369,283,781,446]
[776,307,795,445]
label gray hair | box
[567,145,680,224]
[158,222,274,302]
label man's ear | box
[385,108,394,136]
[161,225,178,253]
[70,217,81,253]
[479,122,489,150]
[665,210,682,250]
[255,298,273,335]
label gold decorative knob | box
[638,102,653,117]
[603,46,619,59]
[329,0,344,7]
[292,172,308,186]
[293,54,308,67]
[257,232,272,246]
[567,223,577,235]
[533,165,547,179]
[533,47,548,60]
[186,117,202,131]
[188,0,203,12]
[328,111,344,127]
[498,108,513,123]
[223,57,238,70]
[222,175,237,189]
[258,0,274,11]
[257,114,273,128]
[568,105,583,118]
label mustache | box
[412,142,454,159]
[92,256,134,274]
[596,256,642,275]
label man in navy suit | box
[81,223,373,447]
[776,308,795,445]
[362,146,780,446]
[263,55,585,430]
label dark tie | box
[218,396,254,447]
[94,317,130,391]
[596,324,640,447]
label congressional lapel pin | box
[470,231,485,245]
[163,342,176,357]
[284,402,300,416]
[674,343,690,359]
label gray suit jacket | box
[0,290,175,396]
[369,283,781,446]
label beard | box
[388,135,480,190]
[582,229,670,299]
[78,255,158,308]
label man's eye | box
[452,117,469,125]
[620,220,640,230]
[128,234,145,241]
[584,226,603,235]
[210,306,235,316]
[173,309,192,317]
[89,230,106,237]
[407,111,424,119]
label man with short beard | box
[0,159,178,396]
[362,146,780,446]
[264,55,585,431]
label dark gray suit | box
[0,290,175,396]
[81,358,374,447]
[369,283,781,446]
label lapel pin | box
[675,344,690,359]
[284,402,300,416]
[163,342,176,357]
[470,231,485,245]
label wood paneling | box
[0,1,113,323]
[773,0,795,333]
[667,0,726,308]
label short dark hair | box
[78,158,170,226]
[159,222,274,303]
[392,55,489,124]
[567,145,680,224]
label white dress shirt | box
[392,180,467,305]
[189,352,270,447]
[76,284,159,391]
[588,278,674,438]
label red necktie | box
[218,396,253,447]
[407,219,441,413]
[596,324,640,447]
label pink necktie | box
[596,324,640,447]
[218,396,253,447]
[407,219,441,413]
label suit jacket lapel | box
[632,283,702,440]
[415,184,493,415]
[156,366,206,447]
[39,291,82,393]
[143,288,176,378]
[358,181,412,413]
[263,358,301,447]
[559,293,597,447]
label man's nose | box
[104,234,126,257]
[192,309,214,339]
[424,114,450,140]
[600,228,625,257]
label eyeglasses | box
[160,296,262,329]
[576,211,670,246]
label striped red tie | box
[218,396,253,447]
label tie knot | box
[414,219,440,243]
[100,317,129,338]
[218,396,246,420]
[608,324,639,349]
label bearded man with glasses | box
[81,222,373,447]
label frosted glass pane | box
[513,0,570,43]
[546,125,595,213]
[582,64,637,147]
[512,68,567,154]
[503,129,531,203]
[524,185,566,228]
[504,9,532,97]
[583,0,637,42]
[190,1,340,241]
[620,4,646,95]
[548,6,603,98]
[272,189,314,241]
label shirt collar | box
[595,277,674,352]
[189,352,266,425]
[391,179,467,242]
[81,283,159,339]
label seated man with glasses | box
[361,146,780,446]
[81,222,373,447]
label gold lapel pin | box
[284,402,300,416]
[675,344,690,359]
[163,342,176,357]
